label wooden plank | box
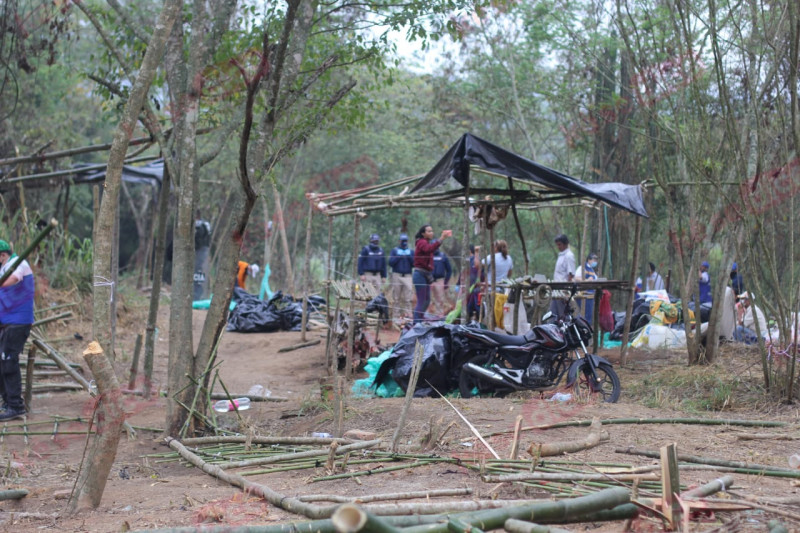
[660,443,681,530]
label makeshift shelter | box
[306,133,649,370]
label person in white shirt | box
[483,240,513,290]
[734,291,767,345]
[646,262,665,291]
[550,234,575,318]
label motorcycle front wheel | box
[459,353,499,398]
[574,362,621,403]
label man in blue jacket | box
[358,233,386,295]
[388,233,414,320]
[0,240,34,420]
[431,249,453,316]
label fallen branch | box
[428,381,500,459]
[527,418,609,457]
[278,340,321,352]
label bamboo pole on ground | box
[332,504,401,533]
[67,342,126,513]
[504,519,572,533]
[616,447,800,476]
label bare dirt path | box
[2,307,799,532]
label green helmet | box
[0,240,10,254]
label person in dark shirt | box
[357,233,386,295]
[730,262,744,297]
[430,249,453,316]
[412,224,451,323]
[698,261,712,304]
[389,233,414,319]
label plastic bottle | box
[549,392,573,402]
[789,454,800,469]
[212,398,251,413]
[247,384,271,397]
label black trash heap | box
[373,322,474,397]
[226,288,325,333]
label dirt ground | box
[2,300,799,532]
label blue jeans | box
[412,270,431,323]
[734,325,758,345]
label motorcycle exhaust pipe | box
[463,363,508,384]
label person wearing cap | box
[730,262,744,296]
[0,240,34,420]
[698,261,712,304]
[430,249,453,316]
[358,233,387,295]
[575,252,599,321]
[388,233,414,319]
[236,261,260,290]
[550,234,575,318]
[734,291,766,345]
[646,262,665,291]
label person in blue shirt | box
[0,240,35,420]
[698,261,712,304]
[388,233,414,319]
[430,249,453,316]
[358,233,387,295]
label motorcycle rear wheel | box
[459,353,499,398]
[574,362,621,403]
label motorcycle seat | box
[476,329,529,346]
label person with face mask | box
[575,252,599,321]
[358,233,387,295]
[388,233,414,320]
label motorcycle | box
[457,285,621,402]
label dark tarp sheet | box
[226,288,324,333]
[411,133,648,217]
[373,323,473,397]
[72,159,165,188]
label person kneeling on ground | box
[734,291,766,345]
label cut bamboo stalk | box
[279,340,321,352]
[484,417,787,437]
[527,418,608,457]
[208,392,288,402]
[331,503,401,533]
[504,519,573,533]
[24,345,36,411]
[734,433,800,441]
[180,435,353,446]
[297,488,472,504]
[214,439,381,470]
[0,489,28,500]
[615,447,800,476]
[509,416,523,460]
[392,341,424,452]
[482,472,659,483]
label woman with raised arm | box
[412,224,451,323]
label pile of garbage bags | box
[372,322,474,397]
[226,288,325,333]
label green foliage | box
[42,231,94,294]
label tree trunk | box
[272,179,295,292]
[66,342,125,513]
[91,0,179,360]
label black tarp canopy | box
[72,159,164,188]
[411,133,648,217]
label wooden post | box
[592,288,601,353]
[300,200,314,342]
[347,213,361,379]
[508,178,529,276]
[488,222,496,330]
[660,443,681,529]
[127,333,143,391]
[391,341,424,452]
[325,217,333,357]
[620,215,642,366]
[460,187,471,324]
[23,345,37,412]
